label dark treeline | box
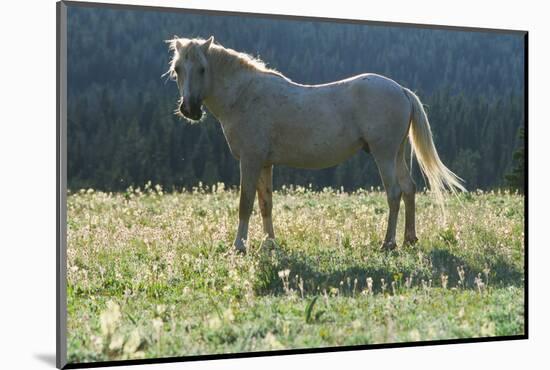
[67,6,525,192]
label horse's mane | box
[167,37,284,79]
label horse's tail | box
[403,87,466,211]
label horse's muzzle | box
[179,99,203,121]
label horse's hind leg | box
[396,143,418,245]
[256,165,275,239]
[372,151,402,251]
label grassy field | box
[66,184,525,364]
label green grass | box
[66,185,525,363]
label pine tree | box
[504,127,525,193]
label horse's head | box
[166,36,214,122]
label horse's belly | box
[267,92,365,169]
[272,139,364,169]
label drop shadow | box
[33,353,56,367]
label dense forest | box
[66,5,526,192]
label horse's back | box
[293,72,412,136]
[243,72,412,168]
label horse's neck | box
[204,68,253,122]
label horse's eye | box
[199,67,205,75]
[174,66,181,75]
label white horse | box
[165,36,465,252]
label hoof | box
[381,241,398,251]
[260,238,277,252]
[235,247,247,255]
[404,236,419,246]
[233,239,247,255]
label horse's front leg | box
[234,158,262,252]
[256,165,275,239]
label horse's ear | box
[175,39,185,52]
[201,36,214,53]
[165,37,183,52]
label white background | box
[0,0,547,369]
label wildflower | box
[381,278,387,294]
[457,266,465,288]
[366,277,373,295]
[405,276,413,289]
[90,335,103,353]
[100,300,121,337]
[409,329,421,341]
[123,288,132,300]
[298,276,304,299]
[109,333,124,351]
[277,269,290,279]
[152,317,163,333]
[156,304,166,316]
[474,273,485,293]
[223,308,235,322]
[441,273,448,290]
[483,266,491,287]
[123,329,142,356]
[207,315,221,330]
[264,332,284,350]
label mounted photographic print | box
[56,1,527,368]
